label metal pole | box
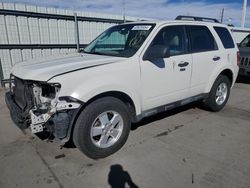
[74,13,80,52]
[220,8,224,23]
[241,0,247,27]
[0,59,5,87]
[123,0,126,23]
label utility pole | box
[220,8,224,23]
[241,0,247,27]
[123,0,126,23]
[74,13,80,53]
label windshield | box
[239,34,250,47]
[84,24,155,57]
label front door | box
[140,25,192,111]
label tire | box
[203,75,231,112]
[73,97,131,159]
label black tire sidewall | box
[73,97,131,159]
[205,75,231,112]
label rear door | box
[214,26,238,73]
[187,25,220,96]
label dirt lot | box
[0,79,250,188]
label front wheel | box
[73,97,131,159]
[203,75,231,112]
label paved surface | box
[0,79,250,188]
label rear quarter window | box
[214,27,235,49]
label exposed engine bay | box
[6,76,81,141]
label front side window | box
[188,25,218,52]
[84,24,155,57]
[239,34,250,47]
[150,25,188,56]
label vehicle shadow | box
[108,164,139,188]
[63,138,76,148]
[131,102,200,130]
[236,76,250,84]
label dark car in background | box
[239,34,250,77]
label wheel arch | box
[84,91,137,121]
[65,90,139,143]
[219,69,233,86]
[72,90,139,129]
[205,68,234,93]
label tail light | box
[237,51,240,66]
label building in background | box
[231,27,250,44]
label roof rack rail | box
[175,15,220,23]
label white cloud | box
[3,0,250,26]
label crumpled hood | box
[12,53,125,81]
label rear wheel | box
[73,97,131,159]
[203,75,231,112]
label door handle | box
[178,62,189,67]
[213,56,221,61]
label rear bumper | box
[5,91,29,129]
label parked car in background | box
[231,27,250,44]
[238,34,250,77]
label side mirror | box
[143,45,170,61]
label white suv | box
[6,16,239,159]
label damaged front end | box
[5,76,82,142]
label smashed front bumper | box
[5,91,29,129]
[5,91,83,142]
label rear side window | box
[188,25,218,52]
[214,27,235,49]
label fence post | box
[0,59,4,87]
[74,13,80,53]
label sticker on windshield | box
[132,25,152,31]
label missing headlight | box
[40,83,60,99]
[41,84,56,98]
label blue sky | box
[2,0,250,27]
